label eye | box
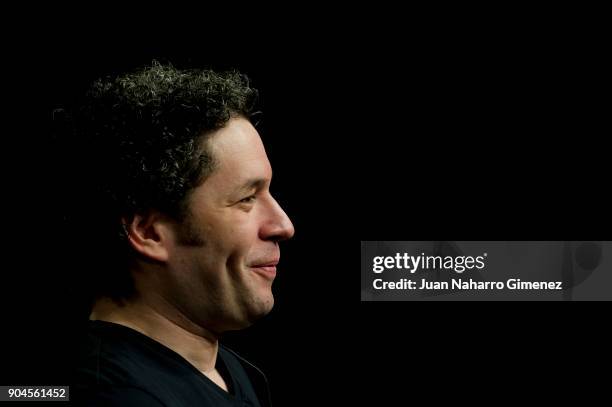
[239,195,257,204]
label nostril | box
[575,241,602,271]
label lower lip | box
[251,266,277,280]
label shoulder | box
[71,321,181,390]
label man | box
[66,62,294,406]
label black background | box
[2,7,610,406]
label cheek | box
[225,223,262,265]
[179,204,258,273]
[199,210,261,265]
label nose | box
[259,194,295,242]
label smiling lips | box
[250,259,279,280]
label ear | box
[122,212,175,262]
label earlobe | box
[123,213,171,262]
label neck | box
[90,295,220,373]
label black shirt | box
[72,321,270,406]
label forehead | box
[204,117,272,189]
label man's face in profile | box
[162,117,294,333]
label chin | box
[244,296,275,324]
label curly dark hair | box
[58,61,259,301]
